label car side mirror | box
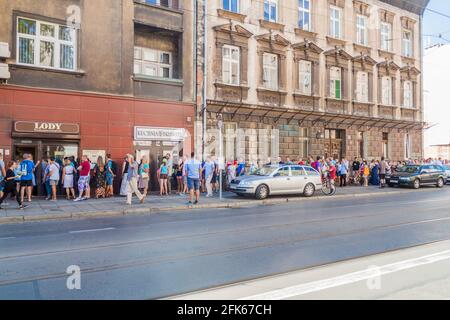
[274,173,280,177]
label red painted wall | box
[0,85,195,162]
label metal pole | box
[218,114,223,201]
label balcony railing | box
[136,0,179,11]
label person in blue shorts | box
[185,152,201,205]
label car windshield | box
[397,166,419,173]
[251,166,278,176]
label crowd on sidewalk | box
[0,151,448,210]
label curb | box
[0,188,441,225]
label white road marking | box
[241,249,450,300]
[69,227,116,234]
[0,237,16,240]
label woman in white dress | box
[119,156,130,196]
[62,159,76,200]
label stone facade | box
[199,0,427,162]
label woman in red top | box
[328,160,337,184]
[74,155,91,201]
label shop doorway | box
[14,145,37,162]
[13,139,79,196]
[324,129,345,160]
[135,140,183,192]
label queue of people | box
[1,151,448,210]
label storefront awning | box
[207,100,425,131]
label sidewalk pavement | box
[0,186,426,224]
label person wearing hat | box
[159,157,169,196]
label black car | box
[388,165,447,189]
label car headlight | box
[239,181,253,186]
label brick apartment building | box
[0,0,195,193]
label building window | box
[223,0,239,13]
[263,53,278,90]
[299,128,309,158]
[298,0,311,31]
[134,47,172,78]
[403,80,413,108]
[402,30,413,57]
[224,123,238,162]
[264,0,278,22]
[330,66,342,99]
[299,60,312,95]
[222,45,240,85]
[381,76,393,105]
[405,133,412,159]
[141,0,172,8]
[382,132,389,159]
[330,6,342,39]
[380,22,392,52]
[356,15,368,46]
[358,131,365,159]
[356,71,369,102]
[16,17,76,70]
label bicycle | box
[321,172,337,196]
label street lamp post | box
[217,114,223,201]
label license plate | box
[390,180,399,184]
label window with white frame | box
[298,0,311,31]
[402,30,413,57]
[16,17,76,70]
[264,0,278,22]
[356,71,369,102]
[329,6,342,39]
[223,0,239,13]
[142,0,172,8]
[403,80,413,108]
[330,66,342,99]
[404,133,412,159]
[380,22,392,51]
[299,127,309,158]
[222,45,240,85]
[381,76,393,105]
[299,60,312,95]
[134,47,172,78]
[263,53,278,90]
[356,15,368,46]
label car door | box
[290,166,308,193]
[432,165,444,182]
[420,165,433,184]
[269,166,291,194]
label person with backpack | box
[105,154,116,198]
[0,161,22,209]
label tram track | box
[2,204,450,288]
[0,195,449,262]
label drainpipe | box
[201,0,207,161]
[193,0,198,155]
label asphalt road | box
[1,187,450,300]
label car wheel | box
[437,178,444,188]
[303,183,315,197]
[255,184,269,200]
[413,179,421,189]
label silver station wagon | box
[229,165,323,200]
